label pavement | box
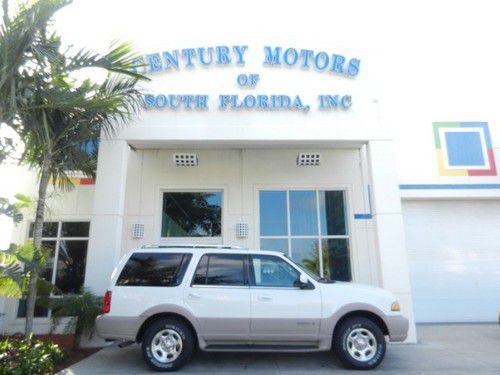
[58,324,500,374]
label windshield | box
[283,254,334,283]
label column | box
[367,140,417,343]
[84,140,129,295]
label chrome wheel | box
[346,328,378,362]
[151,328,183,363]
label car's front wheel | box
[333,316,386,370]
[142,318,194,371]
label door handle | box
[257,295,272,301]
[188,293,201,299]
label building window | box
[433,122,497,176]
[259,190,351,281]
[161,192,222,237]
[18,221,90,318]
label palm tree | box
[0,0,68,133]
[1,0,147,335]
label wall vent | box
[297,153,321,166]
[236,223,249,238]
[132,223,145,239]
[173,153,198,167]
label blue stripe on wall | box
[400,184,500,190]
[354,213,373,219]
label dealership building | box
[1,41,499,344]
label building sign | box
[136,45,361,113]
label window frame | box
[257,188,352,280]
[190,253,250,288]
[18,220,90,319]
[158,189,224,241]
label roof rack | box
[141,244,248,250]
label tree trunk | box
[25,155,51,336]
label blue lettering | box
[331,54,345,74]
[198,47,214,65]
[232,45,248,64]
[263,46,281,65]
[181,48,196,67]
[155,94,167,108]
[299,49,314,68]
[341,95,352,109]
[143,94,155,109]
[146,53,163,72]
[243,95,256,108]
[283,48,298,66]
[196,95,209,109]
[162,50,179,70]
[216,46,231,65]
[347,58,361,77]
[219,95,231,109]
[314,52,329,70]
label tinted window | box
[319,191,346,235]
[60,222,90,237]
[29,222,59,238]
[55,240,88,294]
[289,191,318,235]
[161,192,222,237]
[251,255,299,288]
[259,191,287,236]
[193,254,246,286]
[116,253,191,287]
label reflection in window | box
[259,191,287,236]
[116,253,190,287]
[290,191,318,236]
[322,239,351,281]
[29,222,59,238]
[161,192,222,237]
[251,255,299,288]
[259,190,351,281]
[193,254,245,286]
[291,238,319,274]
[20,221,90,318]
[319,191,346,235]
[55,240,88,294]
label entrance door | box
[249,254,322,343]
[184,253,250,342]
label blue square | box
[445,131,485,166]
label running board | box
[204,344,319,352]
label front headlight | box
[391,301,401,312]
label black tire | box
[333,317,386,370]
[141,318,194,372]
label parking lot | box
[58,324,500,374]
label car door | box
[249,254,322,343]
[184,253,250,343]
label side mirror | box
[297,274,309,289]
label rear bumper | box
[386,315,409,342]
[96,315,144,341]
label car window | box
[250,255,300,288]
[116,253,191,287]
[192,254,246,286]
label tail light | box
[103,291,112,313]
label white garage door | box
[402,200,500,323]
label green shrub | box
[0,335,64,375]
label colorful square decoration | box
[433,122,496,176]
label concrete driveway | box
[58,324,500,374]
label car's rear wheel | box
[142,318,194,371]
[333,316,386,370]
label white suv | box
[96,245,408,371]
